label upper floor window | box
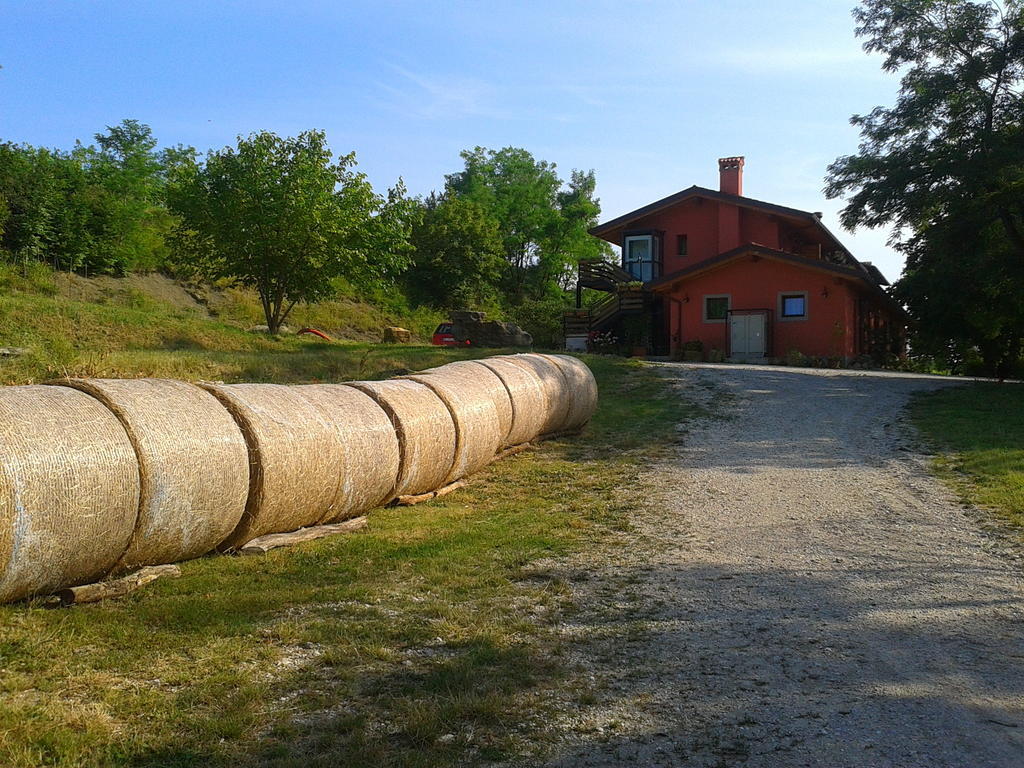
[676,234,688,257]
[623,235,659,282]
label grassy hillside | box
[0,263,463,385]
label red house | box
[568,157,905,363]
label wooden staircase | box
[564,260,649,340]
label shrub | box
[784,348,808,367]
[504,293,573,349]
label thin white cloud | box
[559,84,609,108]
[721,46,883,77]
[375,64,509,121]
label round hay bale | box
[501,353,571,435]
[471,357,548,446]
[199,383,346,549]
[537,354,599,431]
[293,384,400,520]
[346,380,456,498]
[59,378,250,572]
[422,360,513,446]
[404,370,502,483]
[0,386,140,602]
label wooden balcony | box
[577,259,635,292]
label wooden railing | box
[563,288,647,337]
[577,259,635,291]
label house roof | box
[589,185,891,286]
[648,244,907,316]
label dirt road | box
[542,364,1024,767]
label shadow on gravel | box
[545,560,1024,767]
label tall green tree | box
[445,146,609,302]
[82,119,172,271]
[896,204,1024,375]
[0,120,182,274]
[168,130,410,333]
[825,0,1024,373]
[0,142,100,270]
[404,193,505,309]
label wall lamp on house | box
[682,293,690,303]
[820,286,830,298]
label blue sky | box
[1,1,905,278]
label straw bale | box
[404,370,502,484]
[346,380,456,498]
[293,384,400,520]
[200,383,346,549]
[423,361,514,446]
[60,378,250,572]
[501,353,572,435]
[0,386,140,602]
[473,357,549,446]
[537,354,599,431]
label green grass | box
[0,266,464,386]
[0,264,698,767]
[911,383,1024,536]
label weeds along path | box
[539,364,1024,768]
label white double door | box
[729,313,766,360]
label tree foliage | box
[0,121,608,343]
[167,130,410,333]
[0,119,178,274]
[445,146,609,303]
[403,194,505,310]
[895,203,1024,375]
[826,0,1024,373]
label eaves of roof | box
[589,186,824,237]
[589,186,890,283]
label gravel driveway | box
[541,364,1024,768]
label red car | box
[431,323,470,346]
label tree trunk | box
[259,289,282,334]
[995,334,1021,381]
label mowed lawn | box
[0,352,695,768]
[911,384,1024,538]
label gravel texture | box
[539,363,1024,768]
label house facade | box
[568,157,905,362]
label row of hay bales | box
[0,353,598,603]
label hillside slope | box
[0,265,477,386]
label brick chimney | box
[719,156,745,196]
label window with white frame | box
[623,235,658,282]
